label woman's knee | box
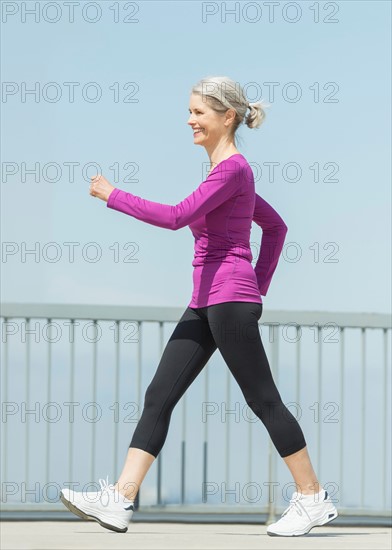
[142,381,163,411]
[143,379,178,418]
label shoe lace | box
[281,494,308,520]
[98,475,116,494]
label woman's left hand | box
[89,174,116,202]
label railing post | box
[266,321,279,525]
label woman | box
[60,76,338,536]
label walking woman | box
[60,76,338,536]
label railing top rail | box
[1,302,391,329]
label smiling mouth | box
[193,128,204,135]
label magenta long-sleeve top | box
[106,153,288,308]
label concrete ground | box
[1,521,391,550]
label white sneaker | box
[60,476,134,533]
[266,488,338,536]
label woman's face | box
[187,93,230,147]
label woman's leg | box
[205,301,320,495]
[113,448,155,501]
[282,446,320,495]
[114,306,217,500]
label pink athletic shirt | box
[106,153,288,308]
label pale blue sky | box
[2,0,391,313]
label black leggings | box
[129,301,307,458]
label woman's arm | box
[106,159,242,230]
[252,193,288,296]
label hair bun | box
[245,99,270,129]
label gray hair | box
[190,75,269,144]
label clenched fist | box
[89,174,116,202]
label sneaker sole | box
[267,510,339,537]
[60,491,128,533]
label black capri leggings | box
[129,301,307,458]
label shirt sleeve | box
[252,193,288,296]
[106,159,242,230]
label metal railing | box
[0,303,391,521]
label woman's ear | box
[224,108,236,127]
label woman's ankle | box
[296,481,322,495]
[113,481,138,501]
